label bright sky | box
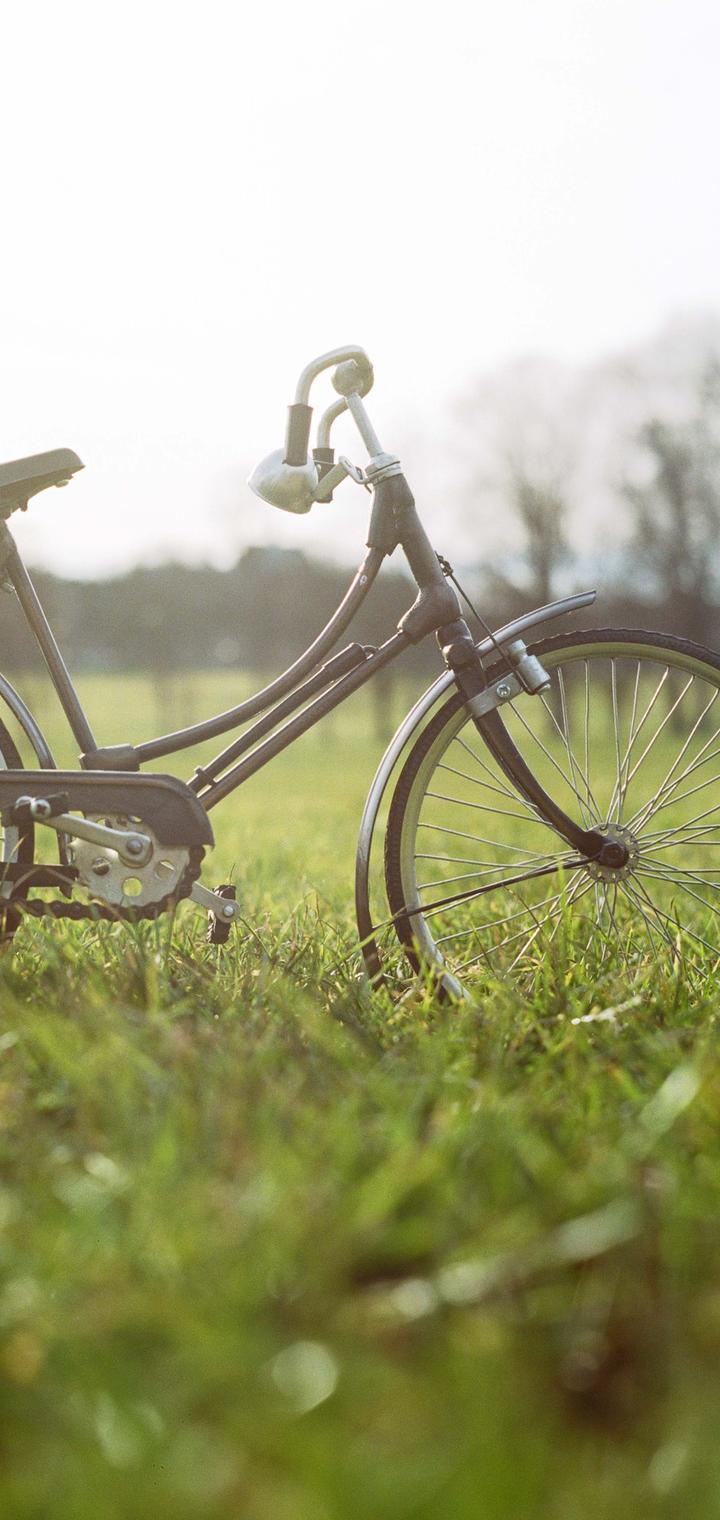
[1,0,719,575]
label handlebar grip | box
[332,358,374,398]
[284,403,313,466]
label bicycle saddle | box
[0,448,84,516]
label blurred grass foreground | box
[1,672,720,1518]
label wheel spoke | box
[401,860,585,931]
[607,662,671,809]
[621,880,678,958]
[634,866,720,925]
[452,877,594,974]
[620,672,696,808]
[415,849,575,891]
[626,727,720,833]
[603,883,635,975]
[416,851,546,867]
[418,822,556,855]
[439,757,545,820]
[627,686,720,832]
[610,660,623,820]
[641,832,720,855]
[547,666,601,824]
[641,808,720,850]
[608,660,642,820]
[543,873,596,947]
[425,789,535,823]
[633,768,720,823]
[511,701,602,820]
[504,879,596,975]
[584,659,591,807]
[640,857,720,885]
[627,877,719,958]
[434,871,584,947]
[453,735,541,810]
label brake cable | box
[436,554,535,692]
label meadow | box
[1,669,720,1519]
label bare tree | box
[485,466,571,610]
[623,362,720,643]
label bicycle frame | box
[0,527,408,791]
[0,512,598,832]
[0,343,603,883]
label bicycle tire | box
[384,628,720,1001]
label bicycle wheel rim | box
[385,630,720,1001]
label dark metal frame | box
[0,465,603,869]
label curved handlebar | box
[317,397,347,448]
[293,346,372,405]
[283,346,375,466]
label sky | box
[1,0,719,577]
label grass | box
[1,670,720,1518]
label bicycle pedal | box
[187,881,239,944]
[205,887,236,942]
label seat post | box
[0,521,97,756]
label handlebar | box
[283,347,376,466]
[293,346,373,405]
[249,345,386,513]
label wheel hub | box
[584,822,640,882]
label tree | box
[623,363,720,644]
[485,466,571,611]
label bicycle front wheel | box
[384,629,720,1001]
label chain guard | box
[0,769,212,929]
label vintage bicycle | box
[0,345,718,999]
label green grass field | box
[1,671,720,1519]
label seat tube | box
[1,525,97,755]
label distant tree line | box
[3,367,720,677]
[0,547,437,678]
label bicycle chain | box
[4,845,205,924]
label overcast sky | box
[1,0,719,576]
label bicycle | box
[0,345,718,1002]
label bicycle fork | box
[438,618,630,871]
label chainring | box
[68,813,193,910]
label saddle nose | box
[0,448,84,516]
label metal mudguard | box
[0,771,213,847]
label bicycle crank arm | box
[12,796,152,866]
[189,881,241,921]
